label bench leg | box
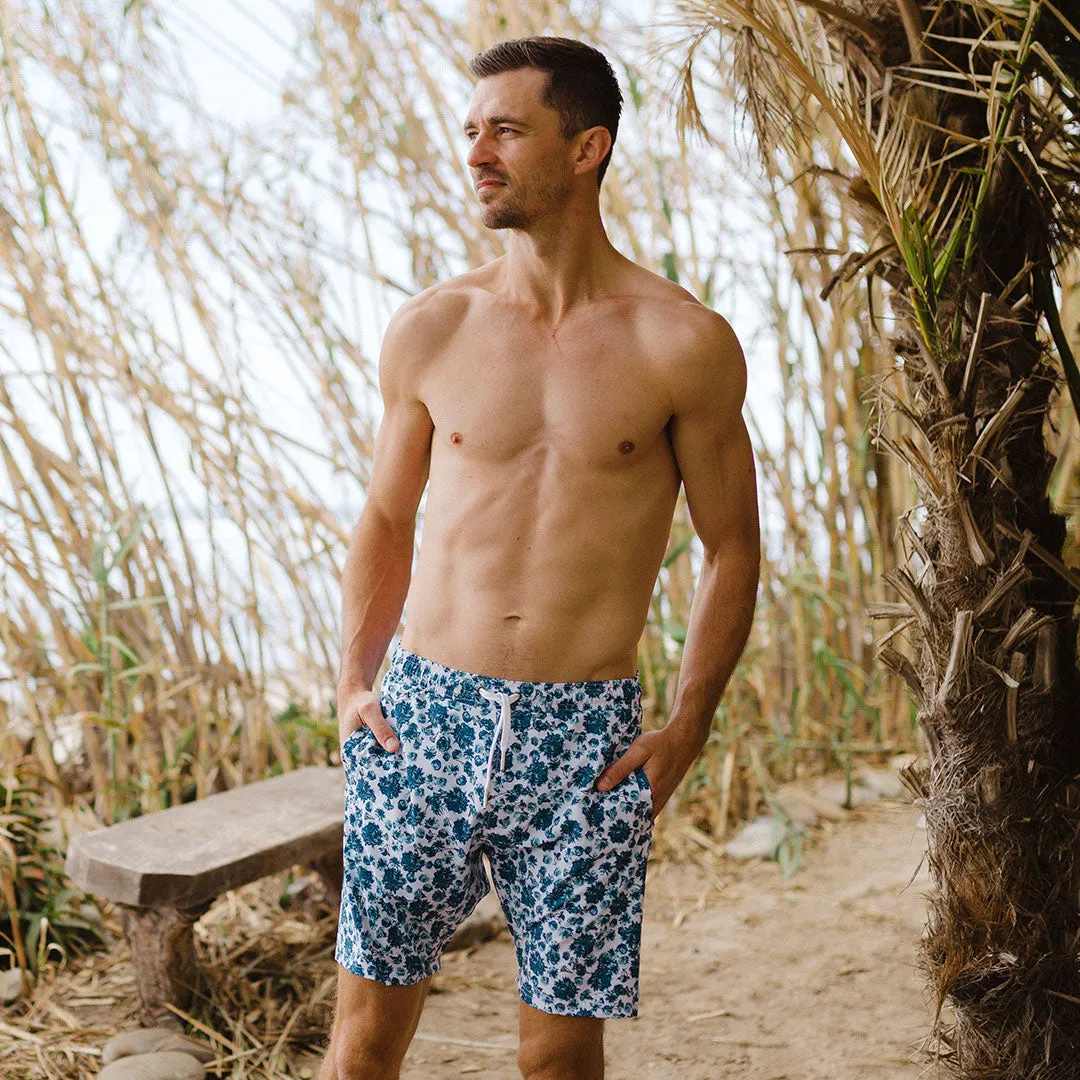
[309,848,343,907]
[117,900,212,1028]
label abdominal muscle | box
[400,438,680,682]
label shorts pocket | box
[632,765,654,822]
[341,725,371,762]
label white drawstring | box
[478,687,521,810]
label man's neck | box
[498,202,622,324]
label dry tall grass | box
[0,0,933,1074]
[0,2,917,1039]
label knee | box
[330,1023,403,1080]
[518,1036,603,1080]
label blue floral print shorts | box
[335,642,655,1018]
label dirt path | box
[391,800,933,1079]
[9,798,933,1078]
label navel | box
[618,439,635,454]
[450,431,463,445]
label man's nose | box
[467,132,496,170]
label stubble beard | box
[479,172,571,231]
[480,195,528,230]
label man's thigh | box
[320,966,432,1079]
[519,1001,605,1079]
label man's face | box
[463,68,573,230]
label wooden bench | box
[65,766,347,1026]
[65,765,507,1026]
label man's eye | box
[498,127,514,134]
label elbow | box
[355,502,416,547]
[701,535,761,586]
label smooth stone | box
[0,968,29,1002]
[814,777,879,808]
[103,1028,216,1065]
[724,816,784,860]
[99,1051,206,1080]
[773,785,849,826]
[857,766,907,800]
[771,788,819,827]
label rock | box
[724,816,784,860]
[773,785,848,825]
[814,777,879,808]
[446,889,506,952]
[103,1029,216,1065]
[0,968,30,1002]
[856,767,907,801]
[99,1051,206,1080]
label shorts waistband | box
[384,641,642,709]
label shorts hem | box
[335,952,441,986]
[517,981,638,1020]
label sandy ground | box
[339,799,935,1079]
[7,798,934,1079]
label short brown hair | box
[467,36,623,187]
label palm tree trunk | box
[672,0,1080,1071]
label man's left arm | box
[596,313,761,816]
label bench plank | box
[65,766,345,908]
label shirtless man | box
[320,35,760,1080]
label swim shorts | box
[335,642,655,1018]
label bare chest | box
[420,324,674,468]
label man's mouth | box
[476,179,505,190]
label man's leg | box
[517,1002,605,1080]
[317,967,432,1080]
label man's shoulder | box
[625,274,744,406]
[386,261,502,343]
[378,263,503,393]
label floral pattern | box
[335,642,655,1018]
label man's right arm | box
[337,301,434,752]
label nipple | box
[450,431,463,445]
[618,440,635,454]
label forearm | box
[665,543,760,751]
[337,506,415,698]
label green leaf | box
[776,830,804,878]
[898,206,935,305]
[932,209,968,295]
[107,509,153,573]
[702,266,715,307]
[623,65,644,110]
[661,251,679,284]
[116,661,160,680]
[662,533,694,568]
[102,634,141,666]
[90,537,108,584]
[68,662,105,676]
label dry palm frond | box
[671,0,1080,1074]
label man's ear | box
[572,125,612,179]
